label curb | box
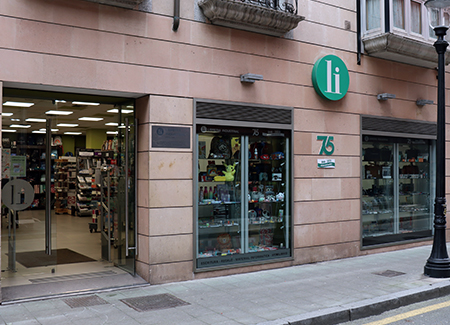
[257,281,450,325]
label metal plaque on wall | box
[152,126,190,149]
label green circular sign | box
[312,55,349,101]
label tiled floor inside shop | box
[0,209,145,302]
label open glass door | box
[109,110,137,274]
[1,115,58,280]
[1,91,140,301]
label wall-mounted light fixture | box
[416,99,434,106]
[240,73,264,83]
[377,93,396,100]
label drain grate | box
[63,295,109,308]
[373,270,406,277]
[121,293,189,312]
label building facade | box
[0,0,446,302]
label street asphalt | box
[1,245,450,324]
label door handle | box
[125,118,129,256]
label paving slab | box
[1,245,450,324]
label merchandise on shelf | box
[54,157,77,214]
[76,149,102,216]
[196,128,290,267]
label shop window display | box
[196,126,290,268]
[362,136,433,246]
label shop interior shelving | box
[76,149,101,217]
[54,157,76,214]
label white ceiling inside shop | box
[1,97,134,136]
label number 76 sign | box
[317,135,335,169]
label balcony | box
[198,0,305,37]
[82,0,144,9]
[360,0,450,68]
[363,32,450,68]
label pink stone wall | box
[0,0,443,284]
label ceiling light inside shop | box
[78,117,104,121]
[105,122,119,126]
[39,128,59,132]
[11,118,20,121]
[107,108,133,114]
[72,101,100,106]
[32,130,47,134]
[57,123,79,127]
[10,124,31,128]
[46,110,73,115]
[54,100,67,104]
[64,132,82,135]
[3,101,35,108]
[2,113,13,116]
[107,131,118,135]
[26,118,47,122]
[2,129,17,133]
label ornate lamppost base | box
[425,259,450,278]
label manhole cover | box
[373,270,406,277]
[63,295,109,308]
[121,293,189,312]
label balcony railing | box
[238,0,298,15]
[199,0,304,37]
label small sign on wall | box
[152,125,190,149]
[318,159,335,169]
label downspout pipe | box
[356,0,361,65]
[173,0,180,31]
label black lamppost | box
[424,0,450,278]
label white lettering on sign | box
[326,60,341,95]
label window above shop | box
[361,0,450,68]
[198,0,305,37]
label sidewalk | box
[1,245,450,325]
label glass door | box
[1,116,58,276]
[1,92,138,300]
[110,112,136,274]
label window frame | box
[362,0,449,42]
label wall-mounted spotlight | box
[240,73,264,83]
[416,99,434,106]
[377,93,396,100]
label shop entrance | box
[0,89,141,302]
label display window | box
[196,125,291,269]
[362,135,434,246]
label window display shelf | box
[196,126,290,268]
[362,137,433,246]
[199,201,239,206]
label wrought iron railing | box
[238,0,298,15]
